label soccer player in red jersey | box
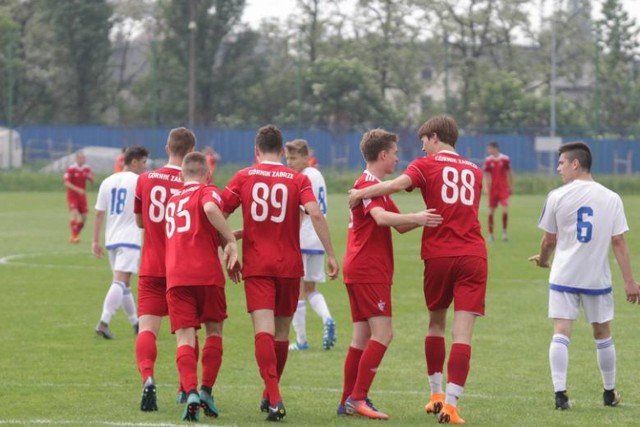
[339,129,442,420]
[349,115,487,424]
[483,141,513,241]
[221,124,339,422]
[64,151,94,243]
[134,127,196,412]
[165,152,238,422]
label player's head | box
[360,129,399,174]
[124,145,149,175]
[285,139,310,172]
[558,141,591,182]
[166,127,196,159]
[75,151,86,165]
[255,124,283,157]
[181,152,209,183]
[487,141,499,156]
[418,115,459,154]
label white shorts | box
[108,246,140,274]
[548,290,614,324]
[302,253,325,283]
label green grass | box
[1,191,640,426]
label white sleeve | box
[537,193,557,234]
[95,180,108,212]
[611,194,629,236]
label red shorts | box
[244,277,300,317]
[138,276,168,317]
[488,190,509,209]
[345,283,392,322]
[423,256,487,315]
[67,193,88,214]
[167,285,227,333]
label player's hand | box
[623,280,640,304]
[416,209,443,228]
[77,188,86,196]
[528,254,549,268]
[327,255,339,280]
[227,260,242,284]
[91,242,103,258]
[347,189,362,210]
[222,242,238,271]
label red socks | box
[447,343,471,387]
[502,213,508,230]
[488,214,494,235]
[341,346,364,404]
[136,330,157,382]
[201,336,223,389]
[351,340,388,401]
[176,344,198,393]
[255,332,281,405]
[425,336,446,375]
[274,340,289,380]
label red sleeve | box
[356,179,388,216]
[202,186,224,211]
[63,166,71,182]
[298,174,316,205]
[504,157,511,171]
[221,173,243,214]
[134,176,143,214]
[403,159,425,192]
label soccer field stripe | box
[0,251,103,270]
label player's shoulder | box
[354,170,379,189]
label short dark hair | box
[124,145,149,166]
[559,141,592,172]
[256,124,283,154]
[167,127,196,157]
[360,129,398,162]
[417,115,459,147]
[182,151,209,180]
[488,141,499,149]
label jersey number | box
[318,186,327,214]
[251,183,288,223]
[165,197,191,238]
[109,188,127,214]
[441,166,475,206]
[576,206,593,243]
[149,185,180,223]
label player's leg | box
[339,319,368,415]
[500,198,509,241]
[346,315,392,420]
[290,279,308,350]
[68,201,81,243]
[548,290,579,410]
[96,254,128,339]
[169,287,201,421]
[586,294,619,406]
[305,254,336,349]
[136,276,166,411]
[113,249,140,331]
[487,197,496,241]
[425,309,447,415]
[199,286,226,417]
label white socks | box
[291,300,307,344]
[308,291,332,323]
[429,372,443,394]
[549,334,570,392]
[596,337,616,390]
[122,287,138,325]
[101,281,126,324]
[444,382,464,406]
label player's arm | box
[204,201,239,274]
[64,180,85,195]
[483,172,491,194]
[369,207,443,234]
[528,232,556,268]
[91,210,105,258]
[507,169,514,193]
[348,174,412,209]
[611,233,640,303]
[304,200,339,279]
[135,213,144,229]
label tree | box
[41,0,113,123]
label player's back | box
[165,183,225,287]
[98,171,141,248]
[223,161,316,278]
[542,180,627,289]
[135,165,183,277]
[406,151,486,260]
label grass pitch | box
[1,191,640,426]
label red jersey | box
[483,153,511,194]
[165,182,225,289]
[404,151,486,260]
[222,161,316,279]
[63,163,93,194]
[343,171,399,286]
[134,165,183,277]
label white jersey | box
[300,166,327,253]
[95,171,142,250]
[538,179,628,294]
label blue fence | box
[16,125,640,174]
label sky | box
[242,0,640,31]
